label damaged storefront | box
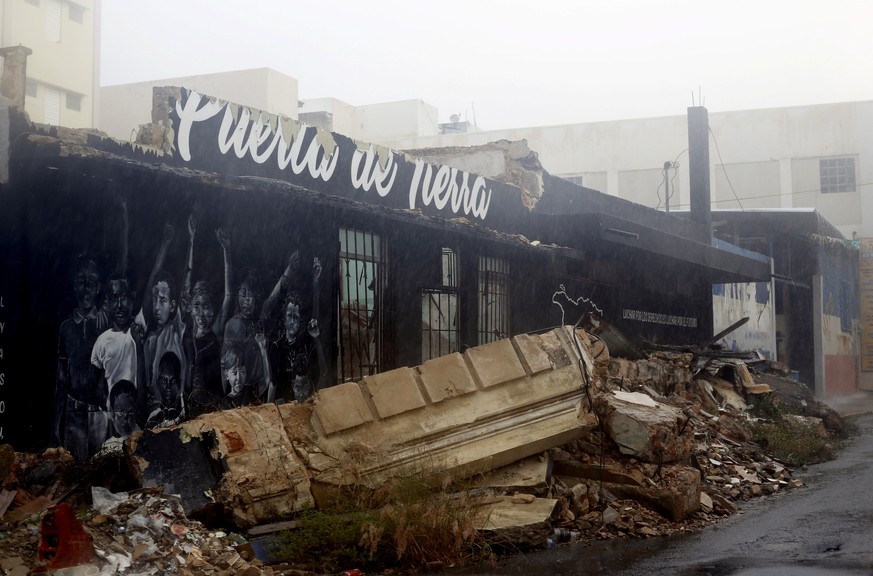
[0,87,769,457]
[0,88,854,575]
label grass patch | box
[750,420,836,466]
[267,474,495,573]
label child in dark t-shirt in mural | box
[183,215,234,417]
[269,257,327,404]
[99,379,141,453]
[139,223,189,420]
[54,252,112,461]
[146,351,185,428]
[221,333,272,408]
[222,251,298,401]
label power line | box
[709,127,744,211]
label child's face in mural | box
[152,280,176,327]
[74,259,100,311]
[284,302,302,339]
[237,283,259,319]
[225,364,247,396]
[157,362,181,407]
[107,279,134,331]
[191,292,214,336]
[110,389,137,437]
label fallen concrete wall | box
[128,326,600,528]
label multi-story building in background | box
[0,0,101,128]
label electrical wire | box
[709,126,744,211]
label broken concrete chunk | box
[477,455,552,496]
[593,393,692,464]
[127,404,313,528]
[599,465,701,521]
[473,496,559,549]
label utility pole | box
[663,161,671,212]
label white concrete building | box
[0,0,101,128]
[372,101,873,241]
[99,68,299,143]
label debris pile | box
[0,325,849,573]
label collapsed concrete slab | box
[472,495,559,549]
[595,465,701,521]
[592,391,692,464]
[127,326,600,528]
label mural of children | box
[183,216,233,417]
[139,223,189,415]
[146,351,185,428]
[269,257,327,403]
[108,379,140,438]
[53,252,111,460]
[90,273,146,446]
[222,251,297,400]
[222,333,272,408]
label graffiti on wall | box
[50,200,326,462]
[172,89,496,222]
[712,282,774,357]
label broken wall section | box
[129,326,602,528]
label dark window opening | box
[65,93,81,111]
[69,2,84,23]
[422,248,459,361]
[337,228,384,383]
[478,256,509,344]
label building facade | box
[373,101,873,242]
[0,0,100,128]
[0,87,770,454]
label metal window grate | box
[477,256,509,344]
[422,248,459,361]
[337,228,384,383]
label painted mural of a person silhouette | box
[269,257,327,403]
[138,223,190,422]
[90,273,147,446]
[222,251,297,402]
[182,215,234,417]
[53,252,111,460]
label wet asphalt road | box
[448,413,873,576]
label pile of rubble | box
[0,326,847,574]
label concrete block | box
[513,334,552,374]
[312,382,374,435]
[363,368,426,419]
[418,352,478,403]
[466,339,526,388]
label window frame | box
[819,157,856,194]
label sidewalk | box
[821,390,873,417]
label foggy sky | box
[100,0,873,130]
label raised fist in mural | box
[312,257,322,283]
[308,319,320,339]
[215,228,230,250]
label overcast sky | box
[100,0,873,130]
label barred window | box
[337,229,384,382]
[478,256,509,344]
[820,157,856,194]
[422,248,459,361]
